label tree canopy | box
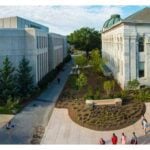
[74,55,87,67]
[89,48,105,73]
[16,56,33,98]
[0,56,16,103]
[67,27,101,56]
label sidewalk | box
[41,103,150,144]
[0,61,72,144]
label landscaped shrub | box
[74,55,87,67]
[89,49,105,73]
[84,86,94,99]
[38,69,57,90]
[135,90,150,102]
[76,73,87,90]
[103,81,113,96]
[68,75,78,90]
[93,89,100,100]
[63,54,72,63]
[0,96,20,114]
[127,79,140,90]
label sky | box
[0,5,147,35]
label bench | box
[86,98,122,106]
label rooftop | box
[103,14,122,31]
[124,7,150,23]
[102,7,150,32]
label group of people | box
[99,115,149,145]
[99,132,137,145]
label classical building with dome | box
[102,7,150,89]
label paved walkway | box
[41,103,150,144]
[0,115,14,128]
[0,61,72,144]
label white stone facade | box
[102,16,150,89]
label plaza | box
[0,6,150,145]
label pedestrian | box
[121,132,127,144]
[6,121,11,130]
[141,115,147,129]
[142,118,148,135]
[112,133,118,144]
[130,132,138,144]
[57,77,60,84]
[99,138,105,144]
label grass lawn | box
[56,68,145,131]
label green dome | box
[103,14,122,30]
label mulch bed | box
[56,99,145,131]
[55,69,145,131]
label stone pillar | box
[145,35,150,80]
[123,36,130,87]
[130,35,137,80]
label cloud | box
[0,6,124,35]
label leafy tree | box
[74,55,87,67]
[127,79,140,90]
[67,27,101,57]
[0,56,16,103]
[76,73,87,90]
[16,56,33,98]
[89,49,105,73]
[103,81,113,96]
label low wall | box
[86,98,122,106]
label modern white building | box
[48,33,67,71]
[102,7,150,89]
[0,16,67,85]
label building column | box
[130,35,137,80]
[145,35,150,80]
[123,36,130,87]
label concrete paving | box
[41,103,150,144]
[0,115,14,128]
[0,61,72,144]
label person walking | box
[141,115,147,129]
[99,138,105,144]
[143,118,148,135]
[130,132,138,144]
[121,133,127,144]
[112,133,118,144]
[6,121,11,130]
[57,77,60,84]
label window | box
[138,37,144,52]
[139,62,145,78]
[37,36,39,49]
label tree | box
[16,56,33,98]
[103,81,113,96]
[76,73,87,90]
[74,55,87,67]
[67,27,101,57]
[89,49,105,73]
[127,79,140,90]
[0,56,16,103]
